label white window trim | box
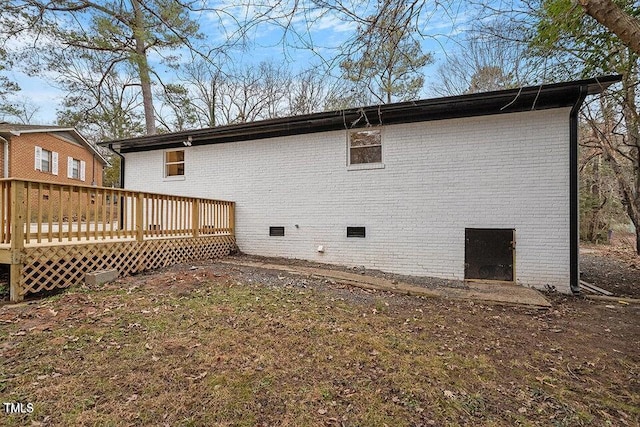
[52,152,58,175]
[347,163,386,171]
[35,146,58,175]
[67,157,86,181]
[67,157,74,178]
[35,146,42,171]
[163,175,186,182]
[346,128,385,169]
[163,149,186,181]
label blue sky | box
[4,0,472,125]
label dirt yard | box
[0,246,638,426]
[580,232,640,298]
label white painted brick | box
[124,108,573,292]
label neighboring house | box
[0,124,108,186]
[104,75,621,294]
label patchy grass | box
[1,263,638,426]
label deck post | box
[136,192,144,242]
[229,202,235,236]
[192,199,200,237]
[9,180,25,302]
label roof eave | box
[104,75,622,153]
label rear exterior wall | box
[124,108,573,292]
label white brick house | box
[104,76,620,294]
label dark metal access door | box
[465,228,515,282]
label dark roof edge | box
[104,75,621,153]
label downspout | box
[569,86,588,294]
[108,144,125,188]
[1,136,9,178]
[109,144,126,231]
[92,155,97,186]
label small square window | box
[349,129,382,165]
[347,227,366,238]
[269,226,285,236]
[165,150,185,177]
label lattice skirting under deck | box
[17,235,236,297]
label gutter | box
[101,75,622,153]
[569,85,589,294]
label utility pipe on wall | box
[0,135,8,178]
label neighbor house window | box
[41,149,52,172]
[165,150,185,177]
[67,157,86,181]
[349,129,382,165]
[34,146,58,175]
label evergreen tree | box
[337,0,433,105]
[15,0,202,134]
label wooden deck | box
[0,179,236,302]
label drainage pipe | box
[0,135,8,178]
[569,85,588,294]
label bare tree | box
[0,99,40,124]
[287,68,331,115]
[176,58,225,128]
[174,60,294,126]
[431,26,533,96]
[176,57,332,126]
[579,119,629,242]
[582,76,640,251]
[217,62,290,123]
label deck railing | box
[0,178,235,246]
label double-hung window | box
[165,150,185,177]
[67,157,86,181]
[35,146,58,175]
[41,149,52,172]
[348,129,382,165]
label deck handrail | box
[0,178,235,245]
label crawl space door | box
[464,228,515,282]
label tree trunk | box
[590,93,640,254]
[600,141,640,252]
[210,78,216,128]
[132,0,156,135]
[621,55,640,254]
[587,155,601,241]
[577,0,640,56]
